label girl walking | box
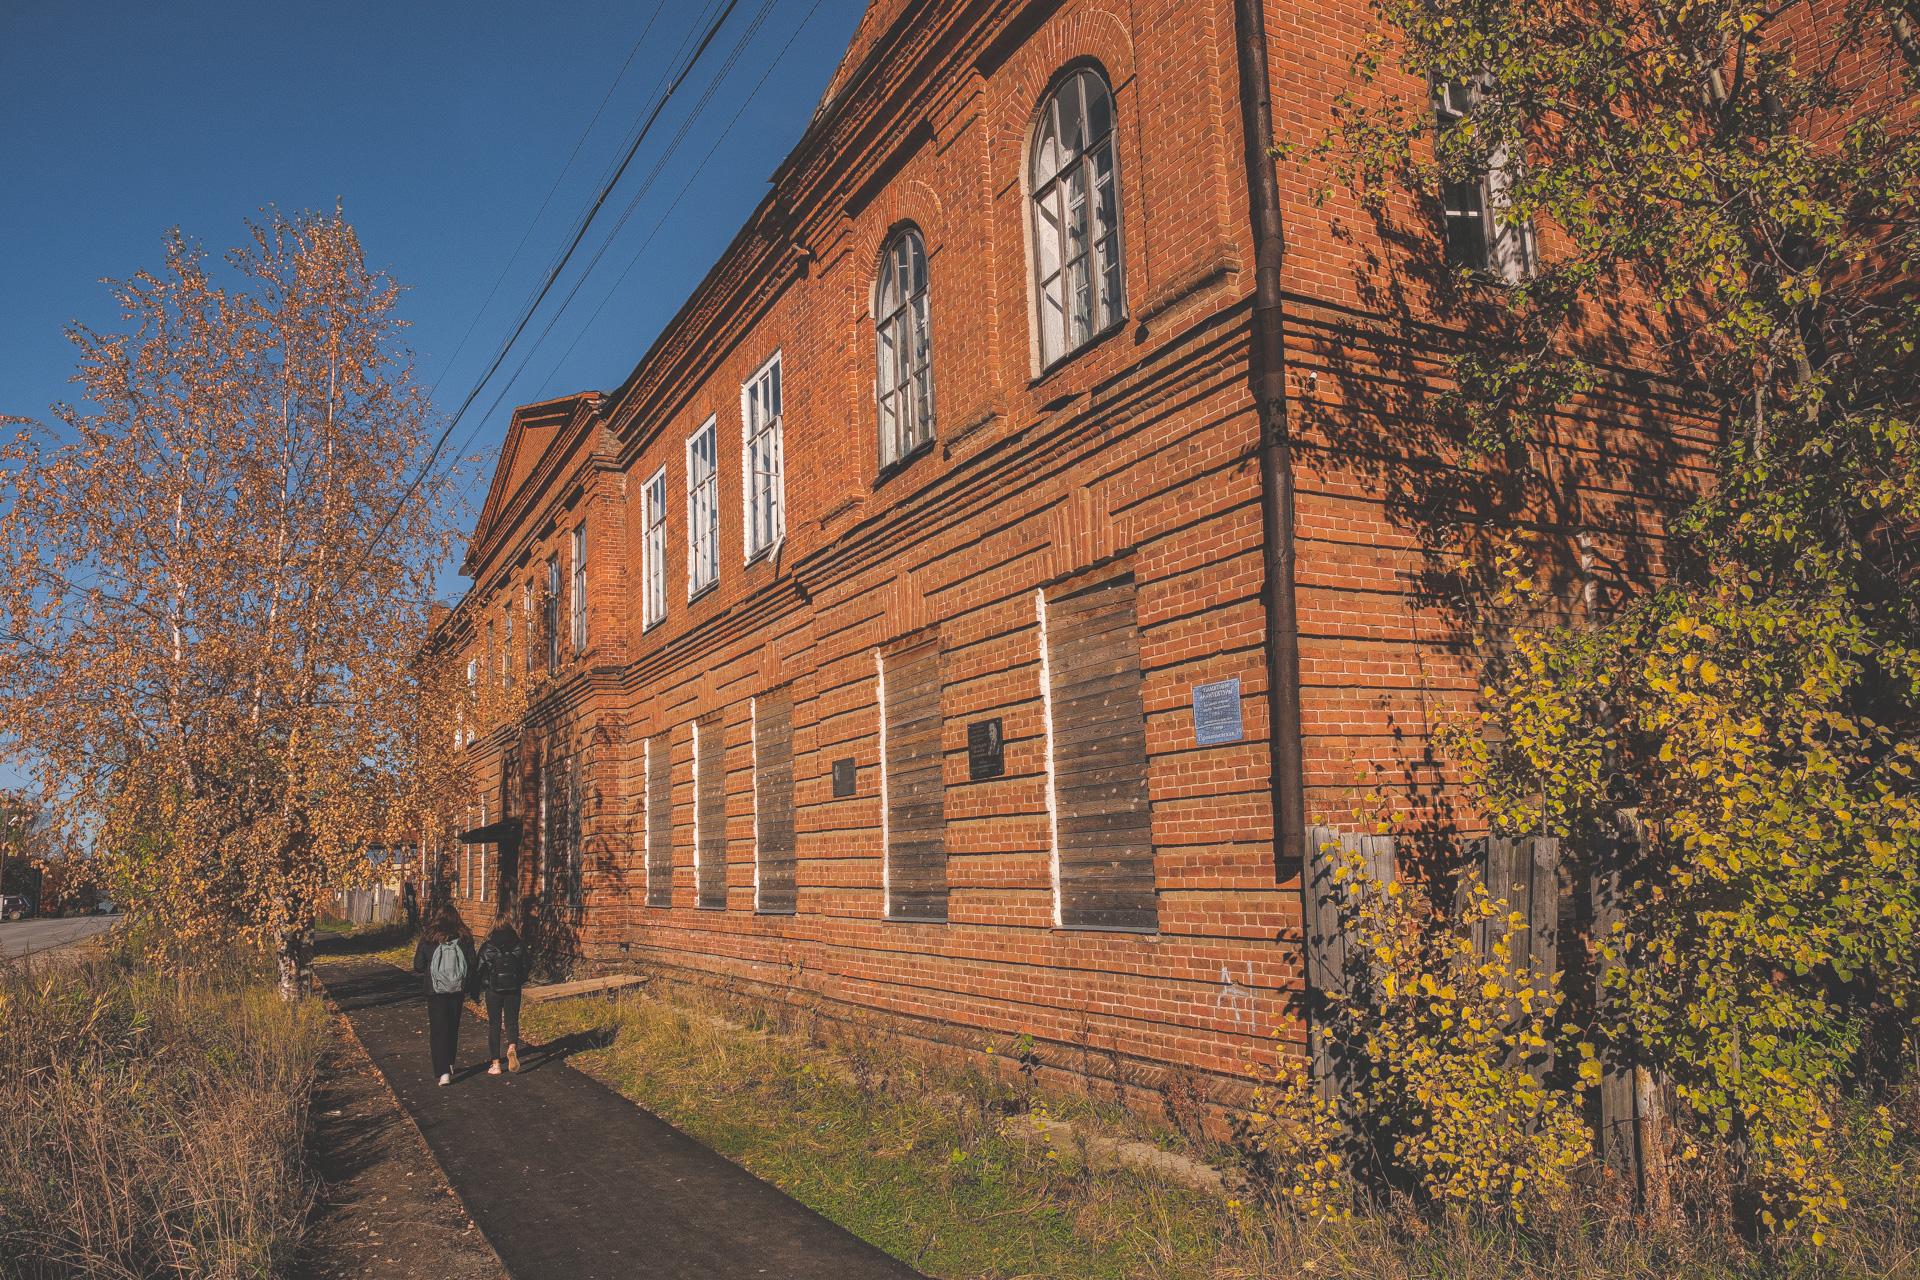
[477,907,532,1074]
[412,901,479,1085]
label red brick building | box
[432,0,1691,1094]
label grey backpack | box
[430,939,468,994]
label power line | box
[423,0,672,404]
[452,0,788,449]
[349,0,750,585]
[528,0,831,401]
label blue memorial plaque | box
[1192,677,1243,746]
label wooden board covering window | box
[695,713,726,910]
[646,732,671,907]
[1045,573,1156,931]
[882,639,947,921]
[754,689,797,914]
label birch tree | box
[0,209,457,996]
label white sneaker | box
[487,1061,502,1076]
[437,1073,451,1087]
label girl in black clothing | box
[411,901,479,1086]
[476,908,532,1075]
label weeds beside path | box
[0,950,324,1279]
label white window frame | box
[544,555,561,671]
[500,602,513,690]
[1431,77,1534,283]
[642,466,668,629]
[740,352,785,562]
[464,658,477,745]
[686,417,719,598]
[1029,66,1127,370]
[479,794,489,902]
[875,229,935,467]
[570,524,588,652]
[522,579,535,675]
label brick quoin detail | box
[432,0,1700,1103]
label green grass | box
[521,989,1238,1280]
[312,920,413,968]
[518,982,1920,1280]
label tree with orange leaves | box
[0,208,459,996]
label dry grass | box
[522,980,1920,1280]
[0,946,327,1279]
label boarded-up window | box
[694,713,726,910]
[880,640,947,921]
[754,689,797,914]
[646,732,671,907]
[1040,574,1156,931]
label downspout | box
[1233,0,1308,873]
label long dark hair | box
[486,908,522,947]
[422,900,471,945]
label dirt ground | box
[295,1013,504,1280]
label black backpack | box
[483,935,529,990]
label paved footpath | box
[323,961,924,1280]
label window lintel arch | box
[870,219,929,317]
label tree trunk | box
[276,925,313,1000]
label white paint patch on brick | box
[874,648,891,918]
[1035,587,1062,929]
[750,695,762,911]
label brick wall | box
[434,0,1704,1097]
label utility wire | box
[350,0,749,586]
[529,0,831,400]
[423,0,671,404]
[454,0,788,446]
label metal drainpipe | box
[1233,0,1308,873]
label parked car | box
[93,898,117,915]
[0,894,30,921]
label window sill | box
[1029,316,1129,391]
[1051,923,1159,937]
[886,914,949,926]
[755,907,798,917]
[874,436,935,489]
[743,537,784,568]
[687,581,718,605]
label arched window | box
[1030,67,1125,368]
[875,228,934,466]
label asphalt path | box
[324,961,925,1280]
[0,913,118,960]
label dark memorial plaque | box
[1192,677,1244,746]
[967,717,1005,780]
[831,756,857,797]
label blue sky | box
[0,0,866,603]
